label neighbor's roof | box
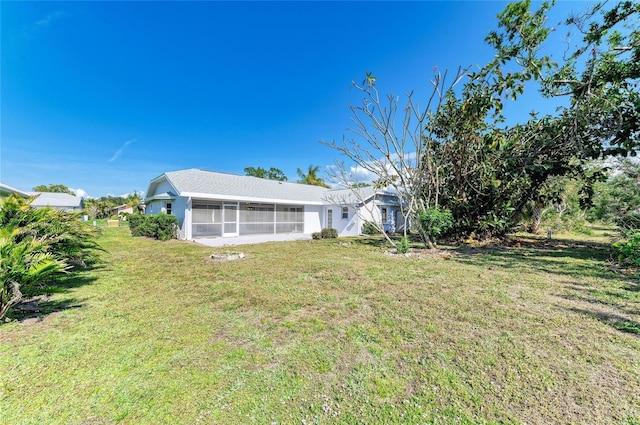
[148,169,329,204]
[0,183,30,198]
[27,192,83,208]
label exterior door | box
[223,204,238,236]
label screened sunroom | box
[191,201,304,238]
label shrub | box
[129,214,178,241]
[320,228,338,239]
[613,231,640,266]
[418,207,453,246]
[397,236,410,254]
[311,232,321,240]
[362,221,381,235]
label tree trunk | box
[527,203,544,234]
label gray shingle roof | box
[159,169,329,204]
[26,192,83,209]
[0,183,30,198]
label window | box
[327,209,333,228]
[342,207,348,219]
[381,207,387,222]
[166,202,172,215]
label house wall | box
[172,197,188,239]
[332,206,360,236]
[154,180,175,194]
[303,205,323,234]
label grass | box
[1,227,639,424]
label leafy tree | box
[427,0,639,237]
[296,165,330,188]
[32,184,76,196]
[589,159,640,222]
[244,166,288,181]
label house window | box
[166,202,172,215]
[342,207,348,219]
[327,209,333,228]
[381,207,387,222]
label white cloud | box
[71,188,89,199]
[108,138,137,162]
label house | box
[144,168,405,240]
[0,183,30,200]
[109,204,135,218]
[26,192,84,211]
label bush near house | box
[362,221,382,235]
[128,214,178,241]
[320,228,338,239]
[312,228,339,240]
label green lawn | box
[1,227,639,424]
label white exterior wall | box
[333,206,360,236]
[303,205,323,234]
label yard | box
[1,227,639,424]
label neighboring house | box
[109,204,134,217]
[26,192,84,211]
[144,168,405,240]
[0,183,30,200]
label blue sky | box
[1,1,595,198]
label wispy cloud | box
[108,138,137,162]
[22,10,69,39]
[36,11,67,27]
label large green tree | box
[426,0,639,236]
[32,184,76,196]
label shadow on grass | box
[4,266,101,324]
[451,236,634,282]
[568,307,640,335]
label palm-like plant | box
[0,226,69,320]
[296,165,330,188]
[0,195,102,319]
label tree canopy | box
[244,167,288,181]
[32,184,76,196]
[297,165,330,188]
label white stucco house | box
[144,169,406,241]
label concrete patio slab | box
[194,233,312,247]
